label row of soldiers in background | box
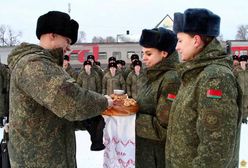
[232,54,248,124]
[63,53,148,100]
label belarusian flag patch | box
[207,89,222,99]
[167,93,176,101]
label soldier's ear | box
[161,51,169,58]
[193,35,204,49]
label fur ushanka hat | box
[173,8,220,37]
[239,55,248,62]
[64,55,69,61]
[139,27,177,55]
[84,60,92,66]
[36,11,79,44]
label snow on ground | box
[239,124,248,165]
[0,124,247,167]
[76,131,104,168]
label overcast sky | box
[1,0,248,43]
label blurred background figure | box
[102,62,126,95]
[126,60,147,100]
[77,60,101,94]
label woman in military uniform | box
[166,8,241,168]
[135,27,180,168]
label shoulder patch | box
[167,93,176,101]
[207,89,222,99]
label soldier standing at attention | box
[135,27,180,168]
[126,60,147,100]
[7,11,112,168]
[234,54,248,124]
[87,55,104,82]
[166,8,241,168]
[232,55,241,76]
[102,62,126,95]
[77,60,102,94]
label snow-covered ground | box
[1,124,247,167]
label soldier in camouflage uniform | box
[7,11,112,168]
[77,60,102,94]
[103,56,116,76]
[126,60,147,100]
[234,55,248,123]
[87,55,104,83]
[166,8,241,168]
[232,55,242,76]
[63,55,78,80]
[102,62,126,95]
[123,54,139,80]
[0,63,10,126]
[135,27,180,168]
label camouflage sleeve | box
[95,72,102,94]
[150,72,180,141]
[120,75,126,92]
[126,73,132,97]
[18,59,108,121]
[193,73,240,167]
[72,69,78,81]
[155,71,180,127]
[102,74,107,95]
[76,72,83,87]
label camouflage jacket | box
[166,39,241,168]
[65,63,78,80]
[92,64,104,81]
[77,69,102,94]
[234,68,248,122]
[123,64,134,80]
[7,43,108,168]
[136,51,180,141]
[126,70,148,100]
[0,63,10,118]
[102,71,126,95]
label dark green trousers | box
[136,136,165,168]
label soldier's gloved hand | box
[242,118,247,124]
[82,115,105,151]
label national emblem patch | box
[167,93,176,101]
[207,89,222,99]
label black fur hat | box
[131,54,139,61]
[87,55,95,61]
[232,55,239,61]
[116,60,122,65]
[108,57,116,63]
[108,62,117,68]
[139,27,177,55]
[95,61,101,66]
[36,11,79,44]
[239,55,248,62]
[133,60,142,67]
[64,55,69,61]
[121,60,126,66]
[173,8,220,37]
[84,60,92,66]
